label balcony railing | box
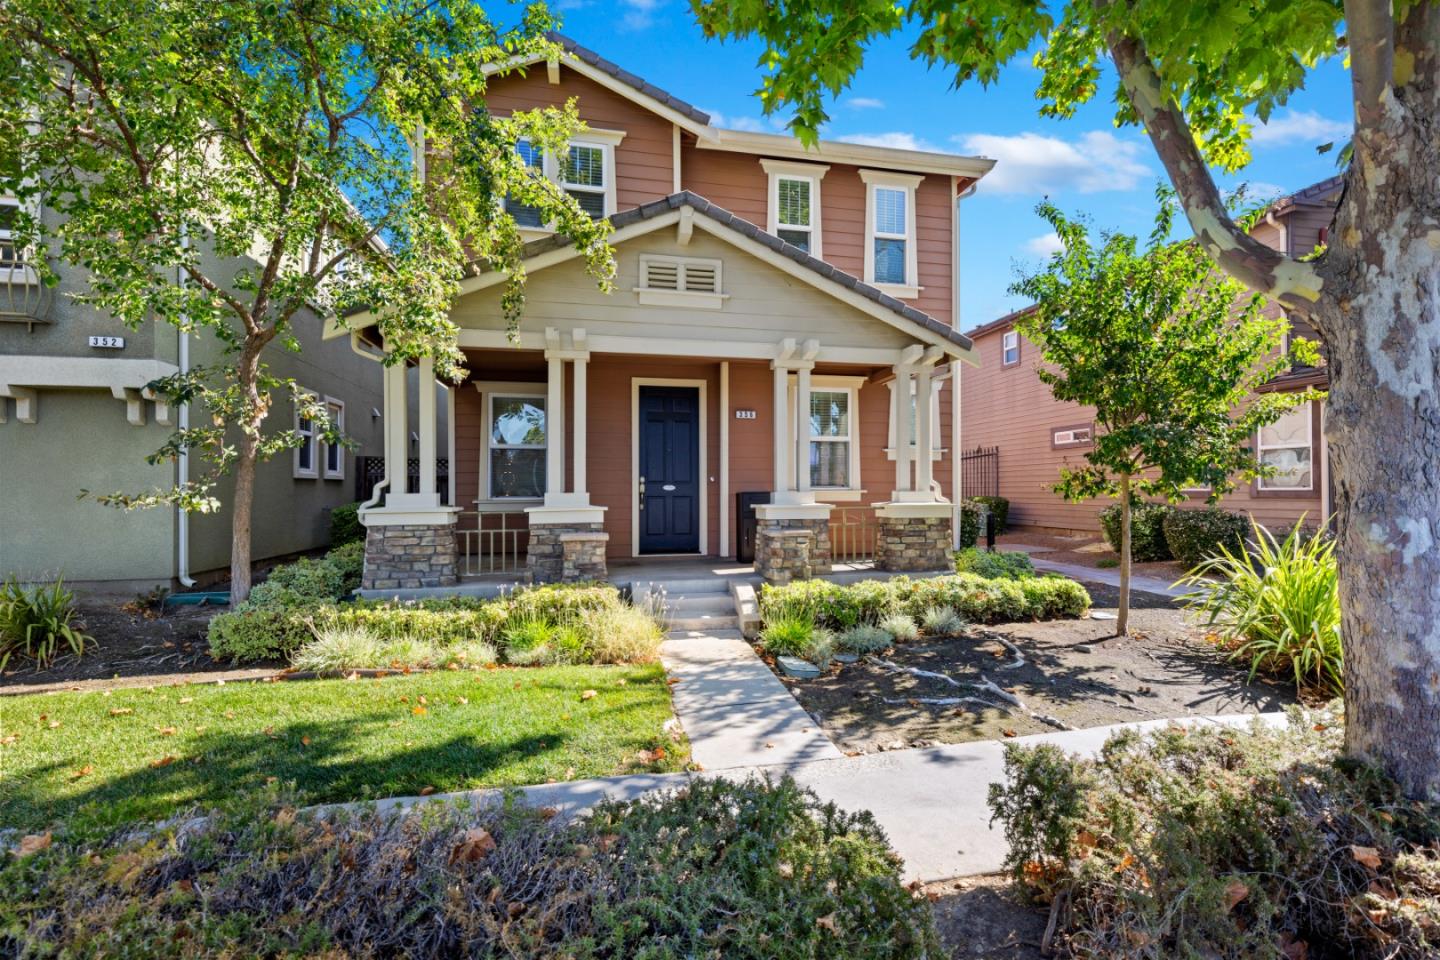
[456,508,529,577]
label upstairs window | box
[1257,403,1314,491]
[860,169,922,297]
[322,397,346,480]
[1051,423,1092,449]
[503,139,546,228]
[561,143,607,219]
[1002,330,1020,366]
[763,160,827,258]
[294,391,318,479]
[0,200,19,269]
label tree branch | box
[1345,0,1395,123]
[1105,30,1326,313]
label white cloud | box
[845,97,886,110]
[619,0,662,31]
[700,108,769,133]
[835,131,936,151]
[954,130,1152,195]
[1024,232,1065,257]
[1249,110,1349,147]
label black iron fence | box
[355,456,451,506]
[960,445,999,500]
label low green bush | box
[0,776,940,959]
[757,578,899,630]
[762,573,1090,631]
[1098,500,1174,562]
[968,495,1010,533]
[1178,519,1343,695]
[0,576,92,670]
[837,624,893,654]
[759,614,815,658]
[289,624,497,672]
[958,502,979,548]
[880,612,919,642]
[1162,506,1249,569]
[954,547,1035,579]
[989,709,1440,959]
[329,501,364,546]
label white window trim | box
[634,253,728,309]
[860,169,923,299]
[1052,427,1090,446]
[762,158,828,259]
[0,195,39,287]
[508,127,626,238]
[885,375,946,461]
[786,374,864,499]
[475,381,547,504]
[1002,330,1020,366]
[1257,401,1315,491]
[322,396,346,480]
[293,389,319,479]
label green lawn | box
[0,663,687,833]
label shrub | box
[1178,519,1342,695]
[968,495,1010,533]
[581,603,664,664]
[920,605,965,636]
[0,777,940,959]
[324,540,366,593]
[207,602,315,662]
[290,624,497,672]
[504,582,624,625]
[0,576,92,670]
[1098,499,1174,562]
[759,614,815,658]
[954,547,1035,580]
[958,502,979,548]
[759,578,897,629]
[989,709,1440,959]
[879,612,919,642]
[329,501,365,546]
[315,597,508,647]
[1162,506,1249,569]
[838,624,893,655]
[762,574,1090,632]
[805,628,837,669]
[249,555,346,606]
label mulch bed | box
[0,597,282,696]
[927,874,1048,960]
[771,597,1295,754]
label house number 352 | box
[88,336,125,349]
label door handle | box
[638,476,646,511]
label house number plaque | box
[734,409,757,419]
[88,336,125,349]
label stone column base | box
[362,521,459,590]
[528,522,607,583]
[875,503,953,573]
[755,514,832,584]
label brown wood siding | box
[1284,205,1336,260]
[483,66,675,210]
[961,327,1322,534]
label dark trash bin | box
[735,491,772,563]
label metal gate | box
[960,445,999,499]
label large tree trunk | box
[1314,37,1440,799]
[228,342,265,604]
[1117,472,1131,637]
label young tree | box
[693,0,1440,799]
[0,0,614,602]
[1013,198,1315,636]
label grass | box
[0,663,688,834]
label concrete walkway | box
[369,711,1288,881]
[1024,554,1189,599]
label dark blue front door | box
[639,386,700,553]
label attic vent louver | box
[635,254,728,309]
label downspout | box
[351,331,389,510]
[176,224,196,587]
[951,181,977,548]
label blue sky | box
[541,0,1352,329]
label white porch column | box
[772,360,790,494]
[546,354,565,497]
[893,367,913,495]
[384,360,408,492]
[915,362,934,494]
[794,363,811,493]
[572,355,588,495]
[417,356,437,496]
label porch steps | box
[633,578,742,633]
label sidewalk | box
[1018,553,1189,599]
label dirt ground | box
[995,529,1189,583]
[0,596,281,696]
[775,589,1294,754]
[928,875,1049,959]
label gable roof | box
[548,33,711,127]
[461,191,975,359]
[1267,175,1344,215]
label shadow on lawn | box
[4,713,571,834]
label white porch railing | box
[456,508,529,576]
[830,505,877,564]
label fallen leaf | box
[13,833,52,857]
[156,726,177,736]
[419,785,436,796]
[1368,879,1398,900]
[48,720,60,729]
[580,689,598,701]
[301,735,311,746]
[150,756,176,768]
[456,697,469,705]
[109,708,133,717]
[815,913,838,933]
[778,862,794,879]
[1075,830,1099,850]
[539,806,559,819]
[178,697,194,705]
[596,833,619,852]
[263,726,278,739]
[636,747,667,763]
[265,775,278,784]
[1351,845,1382,870]
[617,678,627,686]
[1002,728,1017,738]
[412,706,428,716]
[71,764,94,780]
[0,734,19,746]
[418,695,428,706]
[1224,879,1250,912]
[507,901,525,919]
[450,828,496,864]
[274,808,296,827]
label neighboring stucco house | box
[960,177,1341,535]
[0,195,415,590]
[337,35,996,590]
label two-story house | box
[960,177,1340,535]
[337,35,996,590]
